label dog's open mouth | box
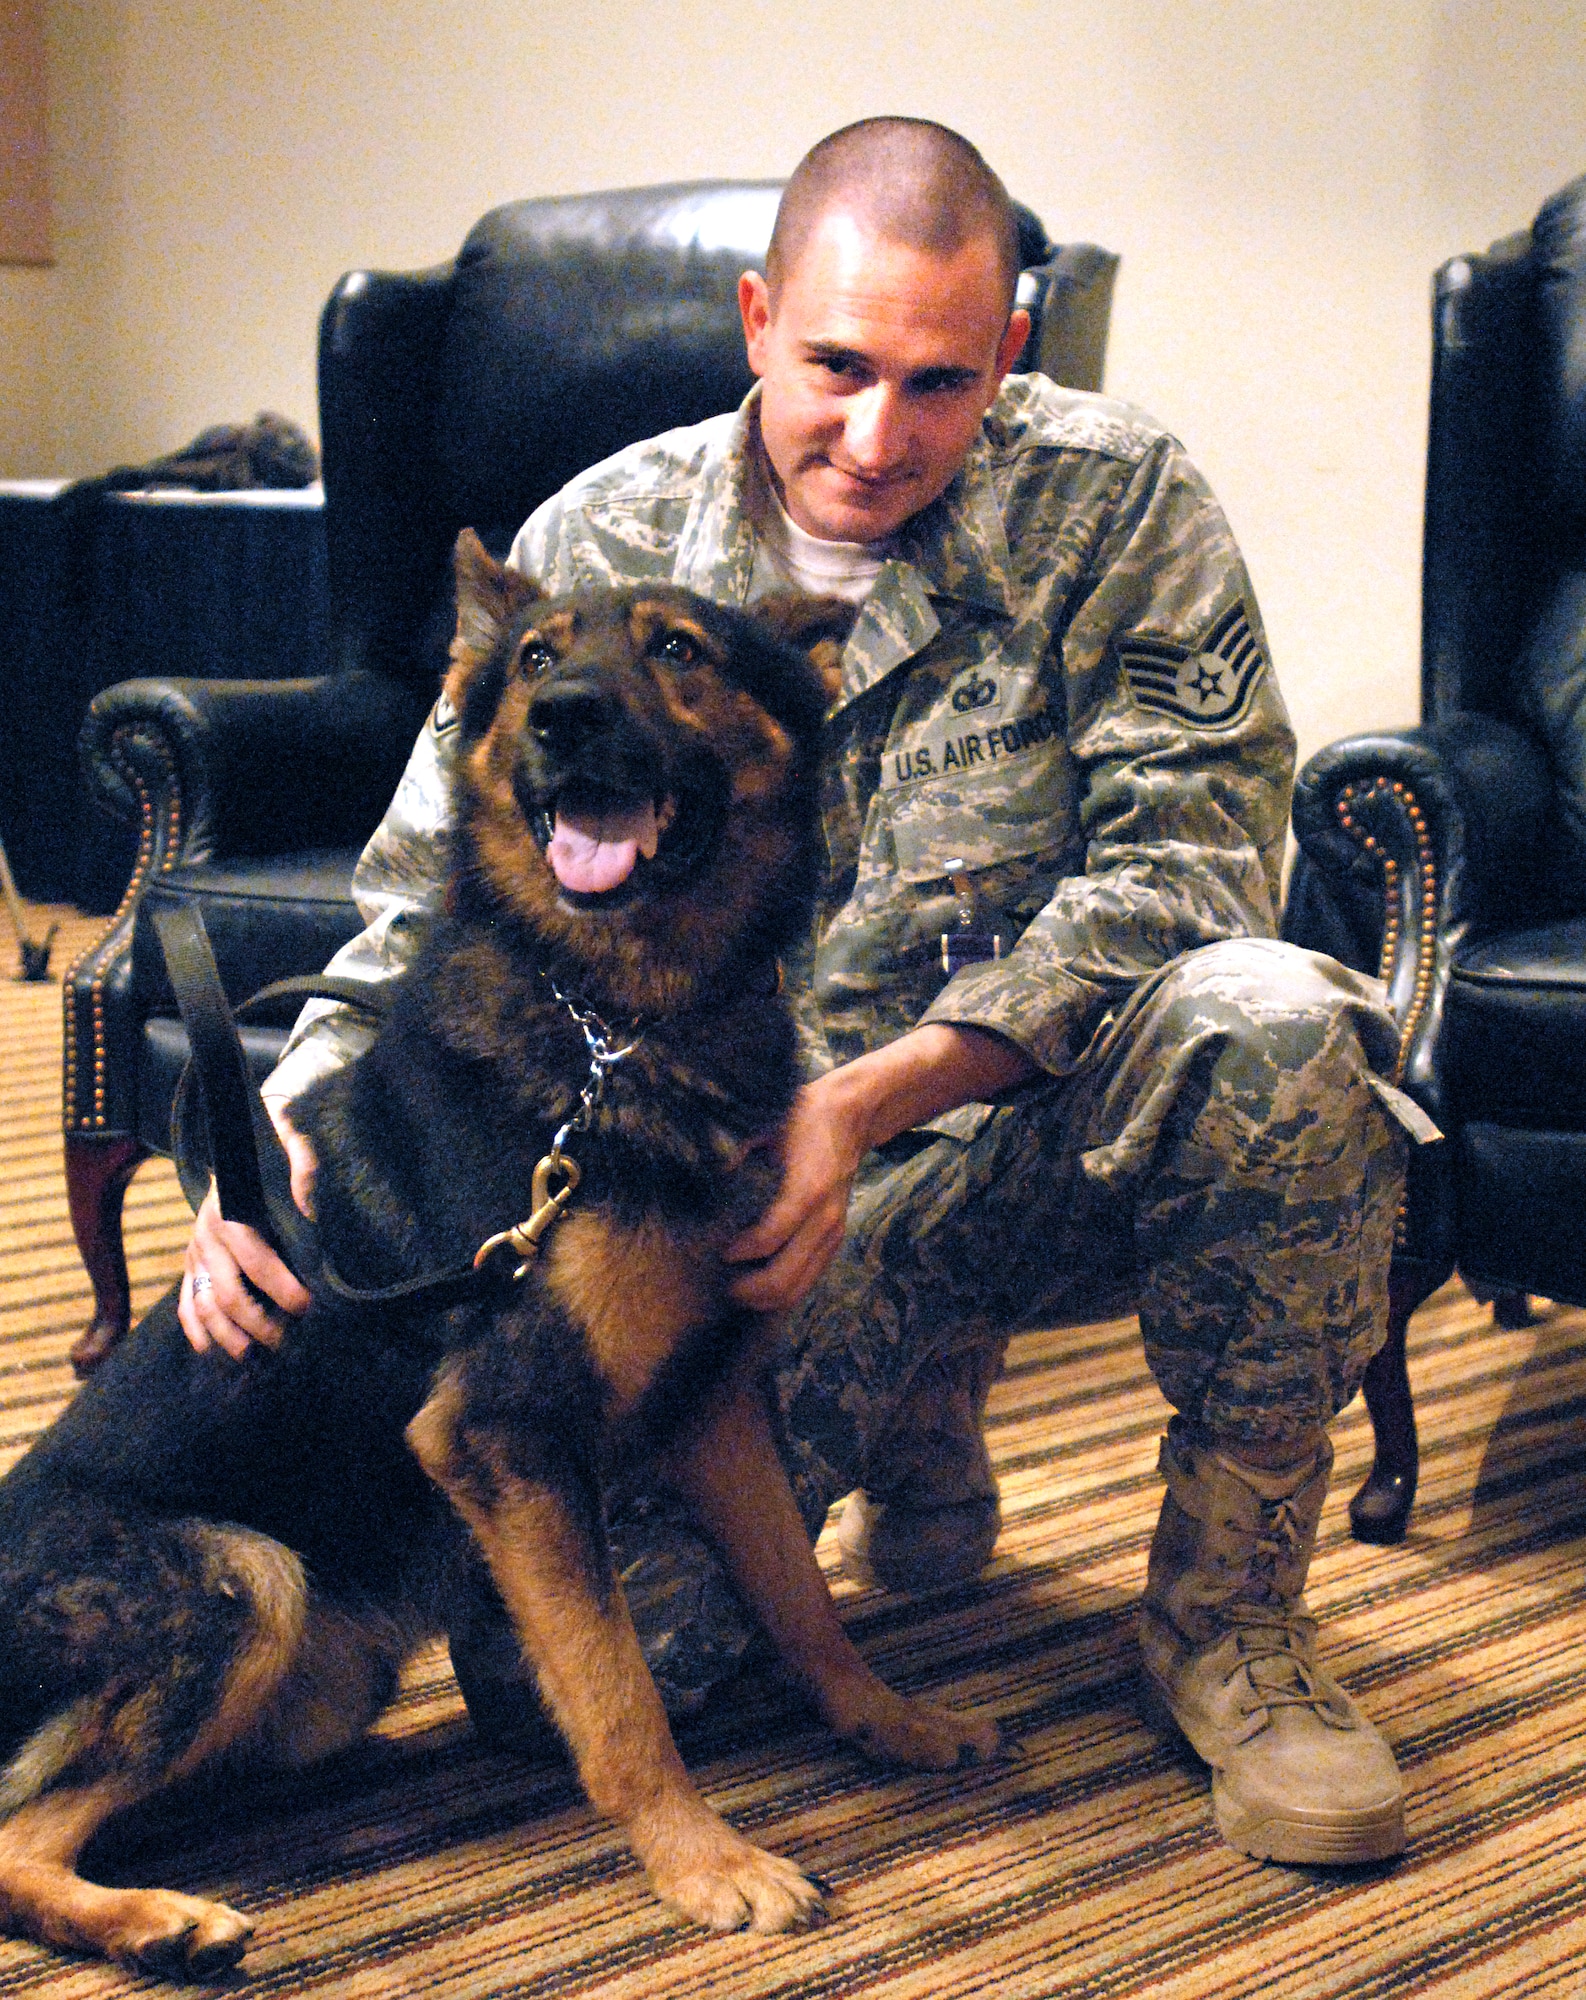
[547,796,663,894]
[536,785,692,901]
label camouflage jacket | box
[268,377,1295,1135]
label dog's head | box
[442,529,854,1015]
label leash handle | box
[153,906,335,1296]
[153,905,277,1242]
[151,909,525,1311]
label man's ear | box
[447,528,544,688]
[994,306,1033,387]
[750,590,858,701]
[738,268,773,378]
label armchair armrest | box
[65,668,428,1146]
[81,668,430,868]
[1287,712,1553,1126]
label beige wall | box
[5,1,1585,764]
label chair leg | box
[1492,1290,1534,1329]
[1348,1272,1421,1545]
[64,1133,150,1375]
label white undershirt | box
[749,480,894,604]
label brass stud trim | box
[62,730,183,1133]
[1333,774,1438,1251]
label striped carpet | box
[2,903,1585,1997]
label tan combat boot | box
[837,1337,1007,1592]
[1139,1418,1405,1865]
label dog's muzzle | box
[517,677,719,902]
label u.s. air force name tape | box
[889,707,1058,786]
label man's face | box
[738,213,1031,544]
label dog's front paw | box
[835,1686,1002,1771]
[107,1891,254,1978]
[644,1813,827,1934]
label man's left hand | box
[724,1023,1038,1313]
[724,1072,866,1312]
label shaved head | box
[766,118,1021,312]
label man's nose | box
[841,385,910,472]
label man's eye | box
[519,640,557,674]
[658,632,699,666]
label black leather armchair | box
[64,179,1119,1369]
[1284,171,1586,1541]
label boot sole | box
[1138,1677,1407,1867]
[1213,1788,1406,1866]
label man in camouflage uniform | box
[181,119,1420,1868]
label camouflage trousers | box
[454,939,1412,1725]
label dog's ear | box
[749,591,858,701]
[448,528,545,680]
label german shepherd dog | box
[0,532,998,1975]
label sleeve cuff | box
[262,1011,378,1110]
[917,955,1111,1076]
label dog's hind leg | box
[0,1523,309,1975]
[666,1378,1002,1769]
[409,1377,825,1935]
[0,1776,255,1978]
[251,1597,408,1771]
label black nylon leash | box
[154,906,334,1268]
[155,907,501,1305]
[152,908,645,1310]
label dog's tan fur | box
[545,1214,713,1415]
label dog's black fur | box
[0,532,995,1976]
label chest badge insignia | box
[950,671,999,714]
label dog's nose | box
[527,677,619,750]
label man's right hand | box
[178,1104,317,1359]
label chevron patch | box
[1115,602,1268,728]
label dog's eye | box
[518,639,557,675]
[657,632,700,667]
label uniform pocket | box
[882,718,1076,883]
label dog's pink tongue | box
[547,801,660,893]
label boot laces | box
[1223,1494,1329,1715]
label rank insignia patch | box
[1115,602,1267,729]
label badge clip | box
[940,862,1004,978]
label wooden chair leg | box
[1349,1271,1421,1545]
[64,1133,149,1375]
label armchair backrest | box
[316,179,1118,705]
[1423,171,1586,721]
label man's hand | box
[725,1023,1037,1314]
[179,1102,317,1359]
[724,1074,867,1313]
